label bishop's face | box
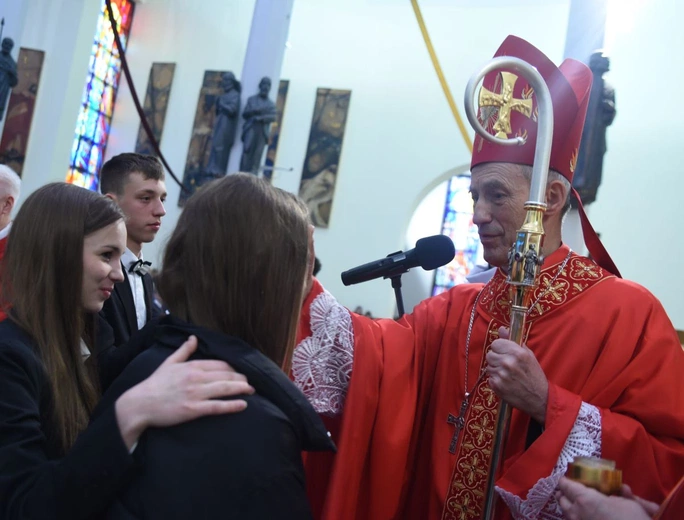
[469,163,529,269]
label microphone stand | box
[388,274,405,318]
[382,250,409,318]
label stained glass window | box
[66,0,134,191]
[432,174,485,296]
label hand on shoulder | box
[114,335,254,450]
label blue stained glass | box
[88,144,101,174]
[94,113,108,144]
[69,138,79,165]
[105,62,120,84]
[94,49,110,80]
[88,78,105,110]
[84,109,99,139]
[431,174,485,296]
[67,0,135,189]
[101,86,114,116]
[75,107,89,136]
[75,139,92,170]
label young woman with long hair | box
[99,173,334,519]
[0,183,253,519]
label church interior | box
[0,0,682,331]
[2,2,684,519]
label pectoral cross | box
[478,71,533,138]
[447,393,471,454]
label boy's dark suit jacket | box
[100,267,160,349]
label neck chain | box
[447,248,573,454]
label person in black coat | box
[99,153,167,348]
[101,173,334,519]
[0,183,253,520]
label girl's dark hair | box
[159,174,310,369]
[1,183,124,451]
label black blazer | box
[100,266,159,349]
[0,319,135,520]
[98,316,335,520]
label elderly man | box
[0,165,20,320]
[292,36,684,520]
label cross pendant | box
[447,394,470,454]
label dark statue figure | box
[523,244,542,284]
[239,76,276,175]
[572,51,616,207]
[205,71,241,176]
[510,244,543,284]
[0,38,18,122]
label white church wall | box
[13,0,101,203]
[589,0,684,328]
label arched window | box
[432,174,485,295]
[66,0,134,191]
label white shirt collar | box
[121,248,143,270]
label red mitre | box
[470,35,620,277]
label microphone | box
[341,235,456,286]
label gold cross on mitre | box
[478,71,534,138]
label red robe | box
[295,245,684,520]
[656,475,684,520]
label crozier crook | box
[464,56,554,520]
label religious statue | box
[0,38,18,122]
[205,71,241,176]
[571,51,616,207]
[508,247,516,273]
[523,244,542,284]
[239,76,276,175]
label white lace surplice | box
[496,402,602,519]
[292,290,354,416]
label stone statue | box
[205,71,241,176]
[572,51,616,206]
[239,76,276,175]
[0,38,18,122]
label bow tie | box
[129,259,152,276]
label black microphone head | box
[415,235,456,270]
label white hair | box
[0,164,21,201]
[519,164,572,218]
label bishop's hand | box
[485,326,549,425]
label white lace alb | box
[291,290,354,416]
[496,402,602,520]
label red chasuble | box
[295,245,684,520]
[655,475,684,520]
